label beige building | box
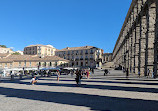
[55,46,103,68]
[0,55,69,69]
[0,47,14,54]
[24,44,56,57]
[102,53,113,63]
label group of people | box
[123,67,154,79]
[75,69,92,85]
[30,68,93,85]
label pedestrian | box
[87,70,90,79]
[70,70,74,77]
[104,69,108,76]
[30,76,37,85]
[126,68,129,79]
[92,68,94,74]
[147,69,150,78]
[152,71,154,78]
[138,71,140,78]
[75,69,82,85]
[56,70,60,81]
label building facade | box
[55,46,103,68]
[0,47,13,54]
[0,55,69,69]
[102,53,113,63]
[113,0,158,77]
[24,44,56,57]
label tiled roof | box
[0,55,69,63]
[0,53,10,58]
[57,46,97,51]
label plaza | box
[0,70,158,111]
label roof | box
[0,55,69,63]
[25,44,55,49]
[56,46,98,51]
[0,53,10,58]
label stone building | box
[102,53,113,63]
[24,44,56,57]
[55,46,103,68]
[0,47,13,54]
[113,0,158,77]
[0,55,69,69]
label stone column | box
[154,0,158,78]
[147,0,156,77]
[140,15,147,76]
[135,22,140,75]
[132,28,136,73]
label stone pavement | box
[0,70,158,111]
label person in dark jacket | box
[126,68,129,79]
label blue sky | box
[0,0,132,52]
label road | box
[0,70,158,111]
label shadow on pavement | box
[0,86,158,111]
[3,80,158,93]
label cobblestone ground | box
[0,70,158,111]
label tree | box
[12,52,21,55]
[0,45,7,48]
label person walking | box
[138,71,140,78]
[75,69,82,86]
[86,70,90,79]
[56,70,60,81]
[126,68,129,79]
[147,69,150,78]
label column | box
[140,15,147,76]
[147,0,156,76]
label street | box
[0,70,158,111]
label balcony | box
[80,53,83,55]
[85,52,88,55]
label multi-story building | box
[55,46,103,68]
[24,44,56,57]
[0,47,14,54]
[102,53,113,63]
[0,55,69,69]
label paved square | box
[0,70,158,111]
